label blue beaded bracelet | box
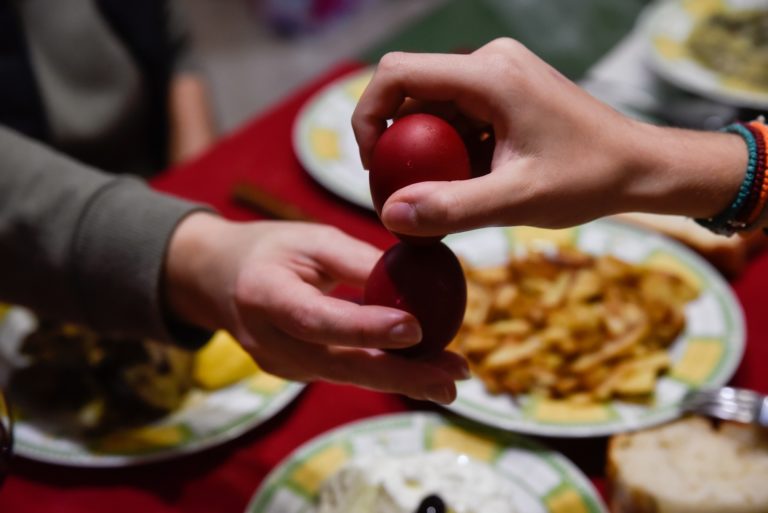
[695,123,759,236]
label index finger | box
[352,52,482,168]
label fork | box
[681,387,768,428]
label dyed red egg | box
[369,113,471,241]
[364,241,467,358]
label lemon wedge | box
[193,330,259,389]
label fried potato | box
[453,248,698,404]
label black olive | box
[415,494,446,513]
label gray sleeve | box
[0,126,208,342]
[168,0,201,74]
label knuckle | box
[289,303,320,339]
[487,37,525,54]
[378,51,408,74]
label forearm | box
[622,122,747,219]
[168,73,216,165]
[0,126,206,341]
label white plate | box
[245,412,608,513]
[0,307,303,467]
[293,67,375,210]
[640,0,768,109]
[442,220,745,438]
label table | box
[3,1,768,511]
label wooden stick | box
[231,182,314,222]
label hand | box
[164,213,468,404]
[352,38,745,237]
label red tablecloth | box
[3,61,767,513]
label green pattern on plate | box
[1,307,304,467]
[443,219,745,437]
[246,412,607,513]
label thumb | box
[380,163,531,236]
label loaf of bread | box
[613,213,767,277]
[608,416,768,513]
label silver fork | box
[681,387,768,428]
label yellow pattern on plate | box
[546,487,590,513]
[510,227,576,248]
[344,71,373,101]
[290,444,349,495]
[431,425,497,462]
[643,251,702,292]
[653,35,687,60]
[531,398,613,424]
[682,0,725,18]
[309,127,340,159]
[92,424,188,454]
[671,338,724,385]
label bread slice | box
[608,416,768,513]
[612,213,767,277]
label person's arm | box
[352,38,747,236]
[0,127,466,402]
[168,73,216,165]
[0,126,205,342]
[166,0,216,164]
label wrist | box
[164,211,230,331]
[620,122,746,218]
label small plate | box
[293,66,375,210]
[0,308,303,467]
[245,412,608,513]
[442,220,745,437]
[640,0,768,109]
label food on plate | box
[316,449,518,513]
[686,9,768,90]
[449,247,698,403]
[8,321,195,435]
[608,416,768,513]
[193,330,259,389]
[369,113,471,241]
[7,322,258,436]
[364,242,467,358]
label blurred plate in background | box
[246,412,608,513]
[0,308,303,467]
[293,67,375,210]
[641,0,768,110]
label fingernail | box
[455,361,471,380]
[389,321,422,345]
[383,202,417,229]
[426,384,453,404]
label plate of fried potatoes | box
[443,220,744,437]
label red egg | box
[369,113,472,241]
[364,241,467,358]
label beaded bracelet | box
[735,123,766,225]
[748,122,768,226]
[695,121,766,236]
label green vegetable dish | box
[687,9,768,90]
